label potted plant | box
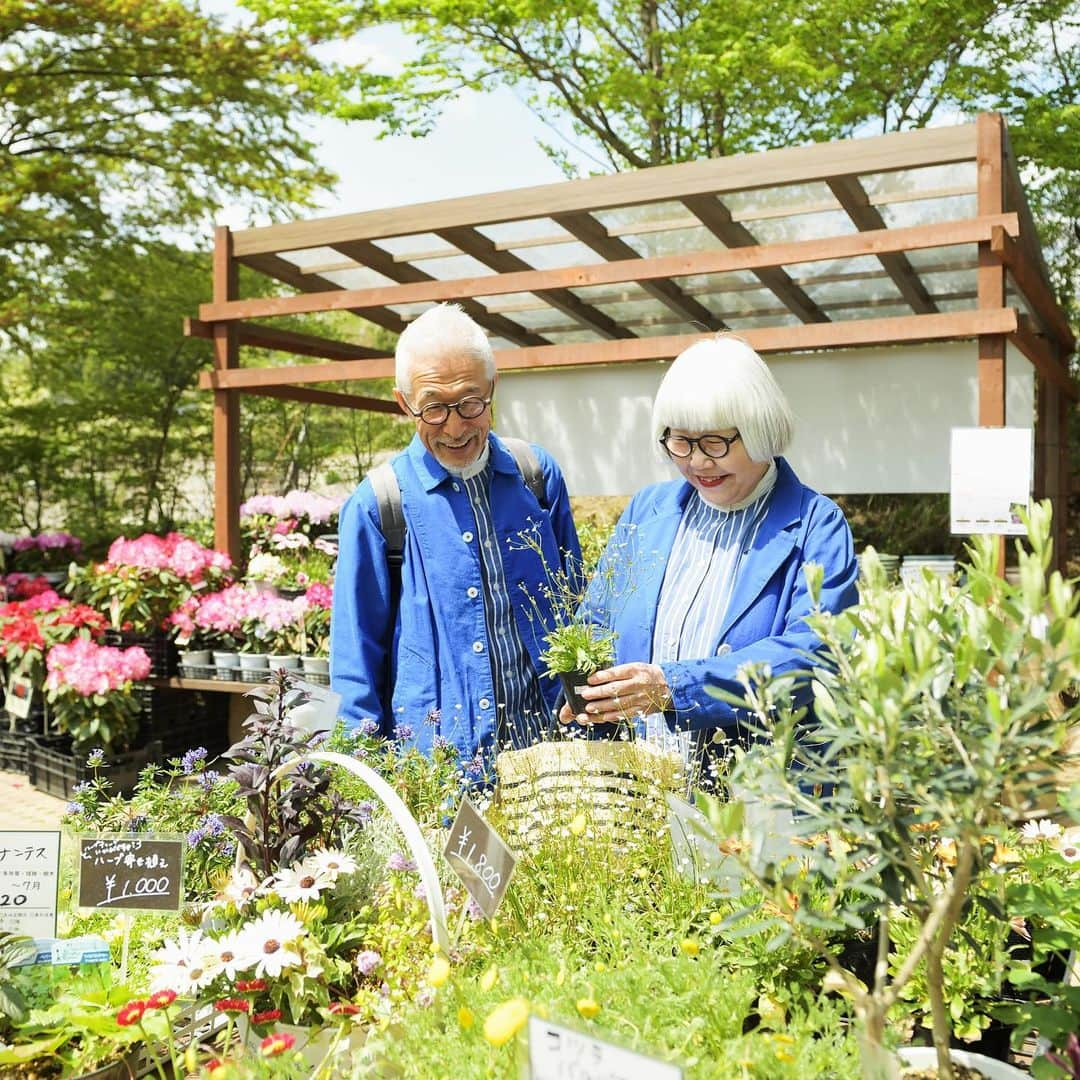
[9,531,83,586]
[538,620,617,716]
[699,503,1079,1079]
[300,582,332,683]
[68,533,232,675]
[240,592,307,675]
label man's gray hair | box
[651,335,794,462]
[395,303,496,395]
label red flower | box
[116,1000,148,1026]
[235,978,268,992]
[260,1032,296,1057]
[214,998,251,1014]
[146,989,177,1010]
[328,1002,361,1015]
[251,1009,283,1025]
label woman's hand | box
[558,662,672,725]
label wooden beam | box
[1011,317,1080,399]
[230,124,978,256]
[990,226,1076,352]
[184,318,391,361]
[549,211,722,330]
[330,238,547,348]
[826,176,937,315]
[200,215,1020,323]
[435,225,635,340]
[198,309,1020,389]
[977,114,1007,429]
[212,227,241,565]
[239,251,408,335]
[244,384,403,413]
[681,194,828,324]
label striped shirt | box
[645,489,773,758]
[464,468,549,748]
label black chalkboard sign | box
[77,835,184,912]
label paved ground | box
[0,768,66,831]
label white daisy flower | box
[1058,827,1080,863]
[305,849,359,882]
[273,863,330,903]
[220,866,261,909]
[237,909,306,979]
[149,928,214,993]
[1020,819,1063,843]
[201,929,251,982]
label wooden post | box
[976,113,1007,575]
[212,227,241,564]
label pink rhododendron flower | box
[46,638,151,696]
[305,583,333,608]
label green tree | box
[0,0,335,325]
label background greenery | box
[1,0,1076,565]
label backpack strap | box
[500,436,548,509]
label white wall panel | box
[496,342,1034,495]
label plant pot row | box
[178,649,329,685]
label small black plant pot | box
[558,670,593,716]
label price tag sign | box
[443,797,516,920]
[529,1016,684,1079]
[950,426,1033,535]
[4,673,35,721]
[77,835,184,913]
[0,830,61,938]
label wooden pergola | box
[188,112,1076,569]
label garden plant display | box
[0,510,1076,1079]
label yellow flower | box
[680,938,700,958]
[457,1006,474,1030]
[570,812,587,836]
[428,954,451,988]
[708,911,722,926]
[483,997,530,1047]
[479,964,499,992]
[594,961,607,973]
[576,997,601,1020]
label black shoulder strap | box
[500,436,548,509]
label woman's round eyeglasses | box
[659,429,741,460]
[401,386,493,426]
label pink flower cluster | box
[172,586,309,638]
[106,533,232,582]
[305,583,333,608]
[12,531,82,554]
[240,490,342,525]
[45,637,151,697]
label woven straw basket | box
[495,738,684,847]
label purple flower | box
[413,881,427,900]
[432,735,452,752]
[424,708,442,726]
[181,747,207,774]
[356,950,382,976]
[197,770,221,791]
[387,852,417,873]
[186,826,206,847]
[394,724,414,742]
[466,896,484,921]
[415,987,435,1008]
[84,749,106,769]
[359,718,380,738]
[356,801,374,824]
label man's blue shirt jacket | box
[330,432,582,760]
[583,457,858,735]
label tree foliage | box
[0,0,335,324]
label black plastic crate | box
[103,628,179,678]
[137,687,229,760]
[26,735,162,800]
[0,728,32,774]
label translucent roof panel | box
[633,320,703,338]
[737,209,859,245]
[905,244,979,272]
[615,226,720,258]
[592,200,700,233]
[376,232,459,260]
[679,285,791,319]
[569,282,654,304]
[318,266,397,289]
[538,329,602,345]
[878,194,977,229]
[859,161,977,201]
[590,298,681,324]
[827,302,913,322]
[915,268,979,301]
[723,181,839,219]
[505,240,607,270]
[671,269,763,293]
[472,291,548,314]
[411,253,498,280]
[799,275,906,308]
[495,306,574,331]
[476,217,572,247]
[724,312,802,330]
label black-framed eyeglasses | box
[659,428,741,460]
[401,384,494,426]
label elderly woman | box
[559,335,858,762]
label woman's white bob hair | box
[651,335,794,463]
[395,303,496,395]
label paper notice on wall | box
[950,427,1032,535]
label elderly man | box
[331,304,581,765]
